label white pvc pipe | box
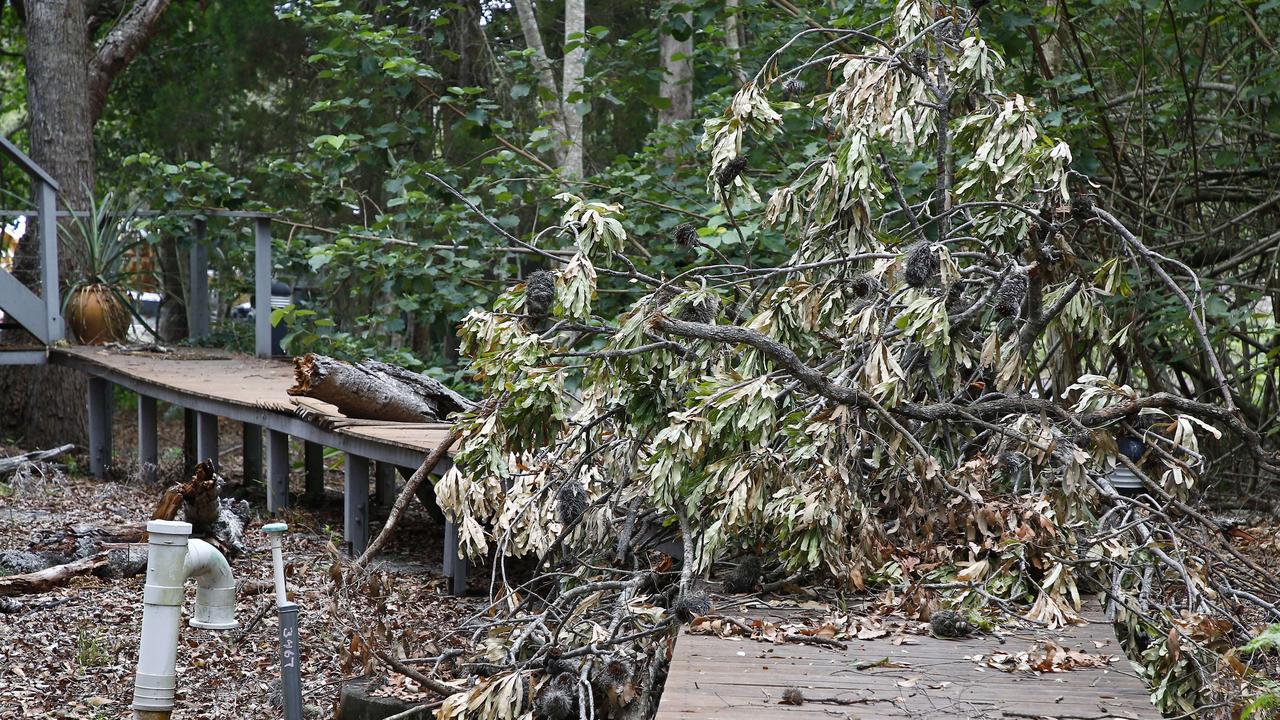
[264,522,289,607]
[185,539,238,630]
[132,520,238,719]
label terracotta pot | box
[67,283,131,345]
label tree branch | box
[87,0,171,124]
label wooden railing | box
[0,135,63,360]
[0,138,280,360]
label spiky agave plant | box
[62,191,148,344]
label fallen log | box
[30,523,148,556]
[0,552,108,596]
[0,444,76,474]
[288,353,473,422]
[154,460,249,558]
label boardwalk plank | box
[656,600,1159,720]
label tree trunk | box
[1,0,174,448]
[659,8,694,126]
[512,0,570,170]
[561,0,586,177]
[157,233,189,341]
[725,0,746,84]
[288,353,474,423]
[2,0,96,449]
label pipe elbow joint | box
[184,539,238,630]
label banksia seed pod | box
[993,266,1029,318]
[850,273,882,299]
[781,687,805,705]
[535,673,578,720]
[544,645,577,677]
[930,609,973,638]
[678,295,719,324]
[723,555,763,593]
[903,242,939,288]
[674,222,699,247]
[717,156,749,188]
[592,656,635,696]
[672,589,712,623]
[556,480,588,526]
[1070,193,1095,222]
[781,78,806,98]
[525,270,556,319]
[944,282,968,312]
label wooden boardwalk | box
[47,346,470,592]
[656,602,1159,720]
[51,346,454,466]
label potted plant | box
[62,191,146,344]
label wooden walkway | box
[47,346,469,592]
[656,602,1159,720]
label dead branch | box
[0,552,108,595]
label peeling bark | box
[288,353,473,423]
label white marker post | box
[263,522,302,720]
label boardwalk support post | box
[88,377,113,478]
[303,441,324,506]
[374,462,395,511]
[243,423,262,485]
[267,430,289,513]
[196,412,218,469]
[443,521,467,596]
[254,218,273,358]
[138,395,158,483]
[344,453,370,557]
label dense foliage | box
[3,0,1280,716]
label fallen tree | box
[329,4,1280,718]
[288,353,473,423]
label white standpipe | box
[264,522,289,606]
[132,520,239,720]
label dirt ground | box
[0,404,481,720]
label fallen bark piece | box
[0,552,108,595]
[288,353,474,422]
[0,444,76,474]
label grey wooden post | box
[137,395,158,484]
[303,441,325,506]
[188,218,209,340]
[344,454,370,556]
[182,409,197,475]
[451,535,468,596]
[267,430,290,513]
[87,378,113,479]
[254,217,273,358]
[196,412,218,469]
[443,520,457,576]
[374,462,396,510]
[36,180,62,341]
[242,423,262,485]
